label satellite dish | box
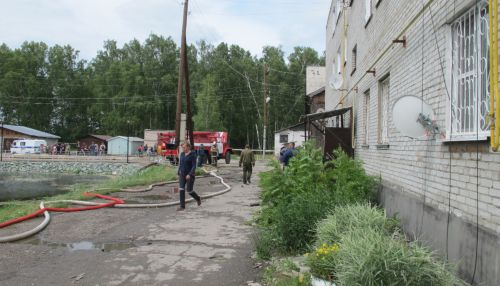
[392,95,435,138]
[328,66,343,90]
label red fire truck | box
[157,131,233,164]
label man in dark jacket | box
[177,141,202,211]
[283,142,296,167]
[239,144,255,184]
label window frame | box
[351,45,357,76]
[446,1,490,141]
[378,75,390,144]
[365,0,373,26]
[363,89,370,145]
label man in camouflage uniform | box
[239,144,255,184]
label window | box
[351,45,357,75]
[378,76,390,144]
[337,47,342,75]
[363,90,370,144]
[279,134,288,143]
[365,0,372,24]
[344,38,348,65]
[450,1,489,140]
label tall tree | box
[193,74,224,131]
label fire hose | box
[0,169,231,243]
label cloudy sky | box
[0,0,330,60]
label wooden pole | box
[175,0,189,148]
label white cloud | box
[0,0,330,60]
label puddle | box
[0,173,109,201]
[21,236,136,252]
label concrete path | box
[0,162,266,286]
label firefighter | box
[239,144,255,184]
[210,143,218,166]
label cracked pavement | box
[0,162,266,286]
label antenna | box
[392,95,438,138]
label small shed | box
[0,124,60,151]
[77,134,112,151]
[107,136,144,155]
[274,122,305,156]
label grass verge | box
[0,165,177,223]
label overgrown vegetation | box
[256,143,466,285]
[256,141,378,256]
[0,165,176,223]
[306,204,467,286]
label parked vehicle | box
[157,131,233,164]
[10,139,47,154]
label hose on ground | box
[0,168,230,242]
[0,202,50,243]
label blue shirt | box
[178,151,197,176]
[283,148,296,166]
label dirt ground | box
[0,162,267,286]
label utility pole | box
[0,119,3,162]
[126,120,130,164]
[183,30,194,148]
[175,0,189,148]
[263,64,269,158]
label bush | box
[315,203,399,245]
[255,228,277,260]
[326,149,378,204]
[257,143,378,256]
[273,190,336,253]
[335,229,466,286]
[308,204,466,286]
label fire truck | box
[157,131,233,164]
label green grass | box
[0,165,177,223]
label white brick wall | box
[325,0,500,233]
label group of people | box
[50,143,71,155]
[175,142,294,211]
[195,143,220,167]
[175,142,255,211]
[79,142,106,156]
[137,144,156,156]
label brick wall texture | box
[325,0,500,234]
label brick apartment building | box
[325,0,500,284]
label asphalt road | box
[0,162,266,286]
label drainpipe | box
[490,0,499,151]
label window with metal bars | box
[450,1,489,140]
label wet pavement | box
[0,162,266,286]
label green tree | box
[193,74,224,131]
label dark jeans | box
[179,175,200,208]
[243,163,253,183]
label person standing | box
[210,143,218,166]
[239,144,255,184]
[283,142,296,167]
[177,141,202,211]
